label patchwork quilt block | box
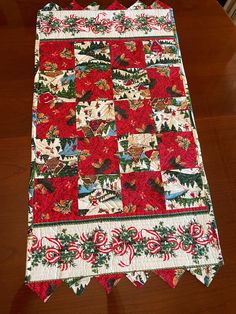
[112,68,151,100]
[76,100,116,137]
[78,174,123,216]
[25,0,223,302]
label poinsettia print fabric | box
[25,1,223,302]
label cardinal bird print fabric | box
[25,1,223,302]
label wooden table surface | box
[0,0,236,313]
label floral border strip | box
[37,9,174,39]
[26,213,222,281]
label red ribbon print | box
[44,237,70,270]
[178,223,210,253]
[80,231,112,264]
[28,221,217,271]
[112,227,139,267]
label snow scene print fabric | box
[26,1,223,302]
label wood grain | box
[0,1,235,313]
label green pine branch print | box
[166,170,203,189]
[28,220,219,273]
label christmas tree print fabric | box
[25,1,224,302]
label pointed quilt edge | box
[26,262,223,302]
[26,279,62,303]
[39,1,172,11]
[188,260,224,287]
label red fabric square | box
[115,99,155,136]
[148,1,171,9]
[75,69,113,102]
[106,1,126,10]
[33,177,78,223]
[96,273,124,294]
[153,269,182,288]
[78,136,119,175]
[110,40,146,69]
[147,66,185,98]
[40,41,75,71]
[37,98,76,139]
[158,132,198,170]
[121,171,166,214]
[27,280,62,302]
[65,1,83,10]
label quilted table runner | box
[25,0,223,302]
